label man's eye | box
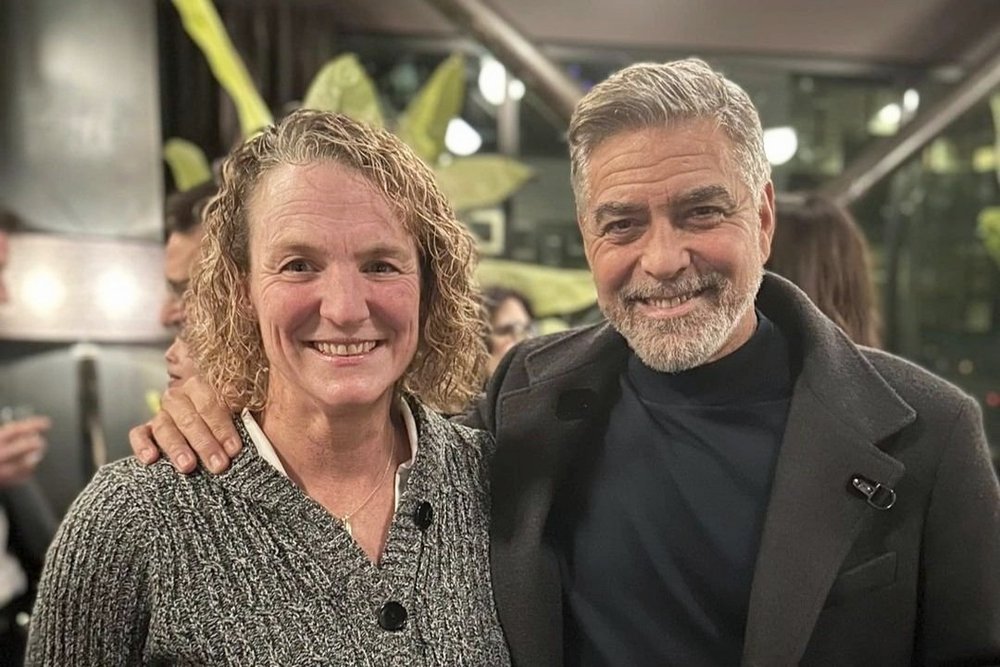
[604,219,636,234]
[689,206,725,221]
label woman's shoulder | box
[67,456,214,525]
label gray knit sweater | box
[26,400,511,666]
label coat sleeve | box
[919,396,1000,663]
[25,466,152,666]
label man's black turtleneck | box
[555,311,793,666]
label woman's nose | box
[318,271,370,325]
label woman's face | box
[246,161,422,415]
[487,296,533,374]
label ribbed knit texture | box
[26,399,511,666]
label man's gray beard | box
[603,268,762,373]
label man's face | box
[578,120,774,372]
[160,228,204,328]
[0,231,8,304]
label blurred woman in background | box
[768,192,882,347]
[482,286,535,377]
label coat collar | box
[742,275,915,665]
[489,322,628,667]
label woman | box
[767,192,882,347]
[482,286,535,377]
[27,110,510,665]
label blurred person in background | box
[27,110,509,665]
[162,180,217,388]
[483,286,535,377]
[0,209,54,667]
[767,192,882,347]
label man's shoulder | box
[859,347,977,416]
[505,321,621,372]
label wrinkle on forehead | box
[586,123,748,217]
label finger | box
[157,389,232,475]
[0,416,52,440]
[128,422,161,465]
[149,408,200,474]
[0,461,33,486]
[0,433,44,465]
[183,377,242,457]
[0,441,44,485]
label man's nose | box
[640,221,691,280]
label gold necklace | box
[340,434,396,538]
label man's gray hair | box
[568,58,771,216]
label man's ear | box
[758,181,776,263]
[576,214,596,270]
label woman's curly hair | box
[185,109,488,414]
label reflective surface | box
[0,0,162,240]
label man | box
[161,181,216,387]
[131,59,1000,665]
[0,210,53,666]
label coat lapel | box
[742,277,915,666]
[490,324,628,667]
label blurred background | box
[1,0,998,517]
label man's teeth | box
[313,341,377,356]
[645,293,697,309]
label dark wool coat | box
[465,273,1000,666]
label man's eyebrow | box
[593,201,648,224]
[668,185,736,210]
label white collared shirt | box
[239,396,418,510]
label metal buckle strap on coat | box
[850,475,897,510]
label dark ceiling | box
[270,0,1000,69]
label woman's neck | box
[255,390,401,488]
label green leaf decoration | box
[163,138,213,191]
[397,53,466,163]
[435,156,534,211]
[977,207,1000,269]
[302,54,384,129]
[172,0,272,138]
[477,258,597,317]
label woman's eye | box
[281,259,311,272]
[366,261,398,274]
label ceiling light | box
[445,118,482,156]
[763,126,798,166]
[478,56,507,106]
